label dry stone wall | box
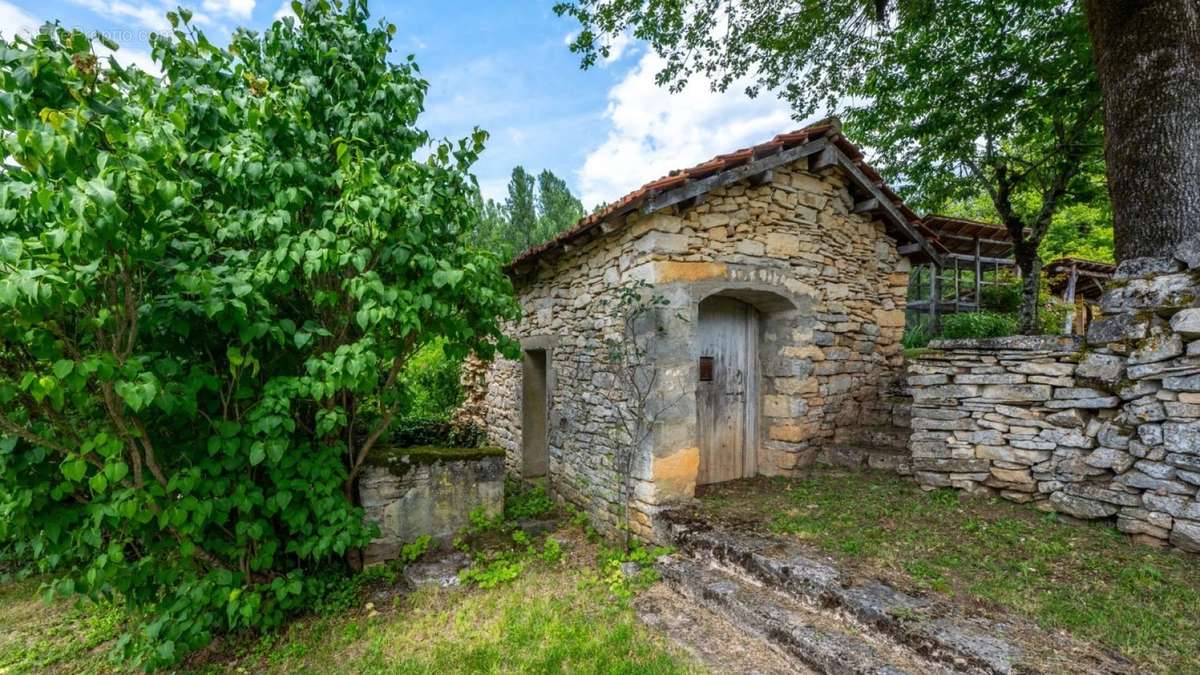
[908,236,1200,552]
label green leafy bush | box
[902,318,933,350]
[397,338,465,421]
[980,277,1024,314]
[503,479,555,521]
[939,312,1020,339]
[0,2,517,667]
[389,418,486,448]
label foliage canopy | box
[471,166,585,261]
[0,0,516,666]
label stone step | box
[661,514,1024,674]
[656,554,951,675]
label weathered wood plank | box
[641,139,828,215]
[852,198,880,214]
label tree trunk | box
[1013,242,1042,335]
[1084,0,1200,261]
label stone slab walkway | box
[645,510,1135,674]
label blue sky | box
[0,0,803,208]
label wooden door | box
[696,297,755,485]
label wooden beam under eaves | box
[641,138,828,215]
[852,198,880,214]
[748,169,774,186]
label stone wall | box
[479,160,914,539]
[358,447,505,565]
[907,237,1200,552]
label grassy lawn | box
[695,468,1200,674]
[0,529,697,674]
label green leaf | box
[61,458,87,482]
[52,360,74,378]
[89,473,109,493]
[105,461,129,484]
[249,444,265,466]
[0,237,22,263]
[432,268,464,288]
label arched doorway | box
[696,295,759,484]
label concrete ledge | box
[359,447,505,565]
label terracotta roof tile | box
[509,118,941,269]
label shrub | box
[397,338,465,421]
[901,318,933,349]
[0,2,517,667]
[388,418,486,448]
[980,274,1024,314]
[939,312,1019,339]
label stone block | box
[976,445,1051,465]
[1113,256,1184,279]
[1087,313,1150,346]
[977,384,1052,402]
[1125,397,1166,423]
[764,232,802,257]
[1009,361,1075,377]
[1117,515,1171,540]
[1053,387,1111,400]
[1041,425,1099,446]
[1076,352,1124,384]
[989,467,1034,485]
[1100,272,1198,314]
[912,384,979,400]
[1063,482,1141,506]
[1138,423,1164,446]
[1169,520,1200,552]
[1166,453,1200,472]
[1163,421,1200,454]
[1045,409,1086,429]
[1163,373,1200,391]
[912,457,990,472]
[1143,493,1200,519]
[1130,333,1184,364]
[763,394,808,418]
[635,231,690,254]
[1044,397,1121,409]
[954,373,1027,385]
[1084,447,1134,473]
[734,239,765,256]
[1050,491,1119,519]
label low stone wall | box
[358,447,504,565]
[908,236,1200,552]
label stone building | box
[468,120,941,538]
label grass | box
[0,528,697,674]
[0,574,128,673]
[694,468,1200,673]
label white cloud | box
[273,0,296,21]
[67,0,172,32]
[0,0,40,39]
[64,0,248,33]
[202,0,253,20]
[577,51,800,208]
[478,176,508,203]
[601,31,631,66]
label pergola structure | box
[1043,257,1116,334]
[905,216,1115,335]
[906,215,1016,330]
